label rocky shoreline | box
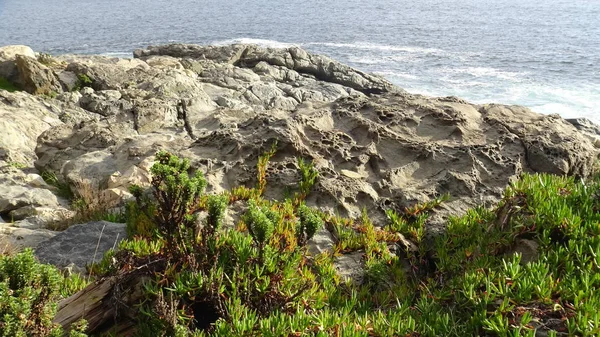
[0,43,598,271]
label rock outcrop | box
[0,43,598,272]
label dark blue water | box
[1,0,598,120]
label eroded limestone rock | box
[0,44,597,282]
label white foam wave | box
[305,41,443,54]
[443,80,493,87]
[374,70,418,80]
[461,83,600,122]
[403,87,440,97]
[347,56,389,65]
[443,67,524,81]
[100,52,132,58]
[530,103,586,119]
[211,38,298,49]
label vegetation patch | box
[72,73,93,91]
[0,249,88,336]
[0,77,19,92]
[40,171,74,200]
[2,148,600,336]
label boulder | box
[508,238,539,264]
[0,45,36,60]
[32,44,599,226]
[0,90,63,164]
[8,206,75,229]
[134,44,397,95]
[481,105,595,177]
[0,163,73,233]
[0,181,60,214]
[79,89,133,117]
[35,221,127,272]
[15,55,62,95]
[566,117,600,148]
[334,251,364,284]
[133,44,248,64]
[132,98,179,134]
[307,227,335,255]
[0,60,19,87]
[56,70,80,91]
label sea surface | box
[0,0,598,121]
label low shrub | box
[0,249,88,336]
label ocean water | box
[0,0,598,121]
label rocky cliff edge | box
[0,43,598,267]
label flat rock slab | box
[35,221,126,272]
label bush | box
[0,249,89,336]
[74,74,93,90]
[105,151,325,335]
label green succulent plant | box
[296,203,324,246]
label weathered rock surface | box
[15,55,63,95]
[0,91,64,164]
[35,221,126,272]
[0,43,598,278]
[566,117,600,148]
[0,45,37,87]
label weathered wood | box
[53,276,118,331]
[53,272,149,335]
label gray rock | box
[79,89,132,117]
[566,117,600,148]
[0,91,63,165]
[334,251,364,285]
[566,117,600,136]
[307,227,335,255]
[508,238,539,264]
[15,55,62,95]
[35,221,126,272]
[144,55,184,70]
[56,91,82,105]
[134,44,248,64]
[0,43,594,261]
[0,60,19,87]
[481,105,595,177]
[0,46,36,86]
[63,56,149,91]
[80,86,94,95]
[134,44,398,107]
[0,179,60,213]
[8,206,74,229]
[56,70,80,91]
[133,98,178,134]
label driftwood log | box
[53,264,158,335]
